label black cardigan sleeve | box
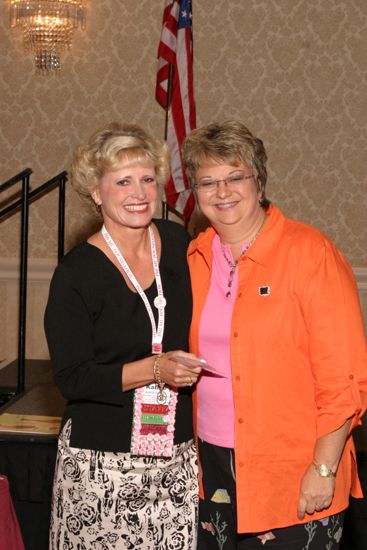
[44,261,128,405]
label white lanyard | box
[102,224,166,354]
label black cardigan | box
[44,219,194,452]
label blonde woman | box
[45,122,203,549]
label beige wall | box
[0,0,366,362]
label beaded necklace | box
[220,216,267,298]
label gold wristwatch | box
[313,462,336,478]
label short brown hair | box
[182,120,269,207]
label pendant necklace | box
[101,224,166,354]
[221,216,267,298]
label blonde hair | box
[182,120,269,207]
[71,122,170,209]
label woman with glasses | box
[182,120,367,549]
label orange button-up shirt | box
[188,204,367,533]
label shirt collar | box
[188,204,286,268]
[242,204,285,267]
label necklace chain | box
[220,215,267,297]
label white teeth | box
[125,204,147,212]
[216,202,236,209]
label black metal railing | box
[0,169,67,398]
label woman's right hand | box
[297,463,335,519]
[158,351,205,388]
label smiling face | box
[91,160,158,233]
[194,161,263,232]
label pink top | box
[197,233,238,447]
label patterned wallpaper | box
[0,0,366,267]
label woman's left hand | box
[296,464,335,520]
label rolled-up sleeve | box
[300,239,367,439]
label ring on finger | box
[187,377,193,386]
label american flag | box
[156,0,196,222]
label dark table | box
[0,360,65,550]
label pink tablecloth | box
[0,475,25,550]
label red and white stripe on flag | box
[156,0,196,222]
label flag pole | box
[162,63,174,219]
[164,63,174,140]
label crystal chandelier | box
[9,0,87,75]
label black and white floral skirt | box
[49,420,198,549]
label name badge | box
[131,384,177,457]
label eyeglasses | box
[193,172,254,193]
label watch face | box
[319,464,329,477]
